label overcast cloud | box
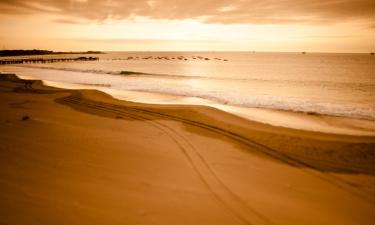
[0,0,374,25]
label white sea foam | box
[111,81,375,120]
[2,51,375,122]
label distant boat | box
[371,52,374,55]
[302,51,306,54]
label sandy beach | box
[0,73,374,225]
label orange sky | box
[0,0,374,52]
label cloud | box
[53,18,84,24]
[302,35,354,39]
[0,0,375,25]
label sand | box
[0,73,374,225]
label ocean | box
[1,51,375,135]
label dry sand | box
[0,73,374,225]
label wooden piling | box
[0,57,99,65]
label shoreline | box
[1,65,373,136]
[1,73,375,225]
[15,71,375,137]
[2,72,375,172]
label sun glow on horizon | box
[0,0,374,53]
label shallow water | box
[1,51,375,135]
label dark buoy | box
[302,51,306,54]
[371,52,374,55]
[21,115,30,121]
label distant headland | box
[0,49,103,57]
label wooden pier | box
[0,56,99,65]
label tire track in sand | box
[57,93,375,224]
[58,94,274,225]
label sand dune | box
[0,74,374,225]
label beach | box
[2,52,375,136]
[0,73,374,225]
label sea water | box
[1,52,375,135]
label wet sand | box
[0,73,374,225]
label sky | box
[0,0,374,52]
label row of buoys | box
[110,56,228,61]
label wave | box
[15,64,247,80]
[75,82,111,87]
[12,64,375,121]
[16,65,144,76]
[120,86,375,121]
[14,64,375,87]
